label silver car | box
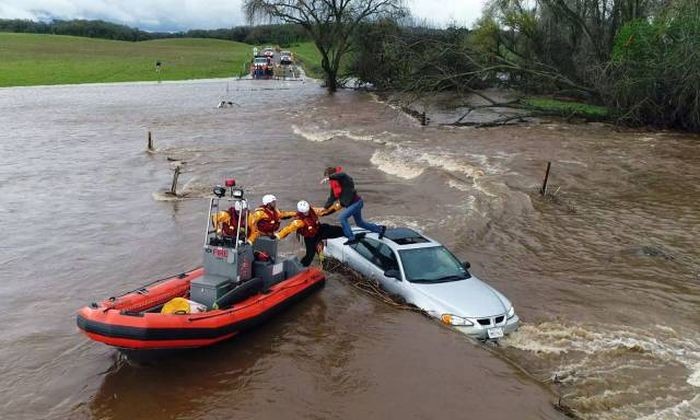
[280,55,293,65]
[325,228,519,340]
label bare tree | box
[244,0,406,92]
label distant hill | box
[0,18,310,45]
[0,18,165,41]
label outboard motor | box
[190,180,256,309]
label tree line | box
[0,18,311,46]
[346,0,700,131]
[243,0,698,131]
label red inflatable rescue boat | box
[77,181,325,351]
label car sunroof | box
[384,228,429,245]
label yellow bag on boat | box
[161,297,191,315]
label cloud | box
[0,0,487,32]
[409,0,488,28]
[0,0,246,32]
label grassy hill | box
[0,33,255,87]
[289,42,323,79]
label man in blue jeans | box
[322,166,386,245]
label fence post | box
[170,166,181,196]
[147,131,154,151]
[540,161,552,195]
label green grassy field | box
[522,97,611,120]
[0,33,256,87]
[289,41,324,79]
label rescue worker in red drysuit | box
[247,194,295,243]
[321,166,386,245]
[212,200,249,241]
[275,200,343,266]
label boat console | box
[190,180,304,309]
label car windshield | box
[399,246,470,283]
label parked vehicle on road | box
[252,56,273,79]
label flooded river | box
[0,78,698,419]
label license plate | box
[487,327,504,339]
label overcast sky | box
[0,0,488,32]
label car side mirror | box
[462,261,471,270]
[384,269,401,280]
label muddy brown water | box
[0,79,698,419]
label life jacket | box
[329,166,344,198]
[222,207,247,237]
[256,205,280,235]
[296,209,320,238]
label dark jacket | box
[324,172,359,209]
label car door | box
[347,239,378,278]
[351,238,402,295]
[374,241,403,295]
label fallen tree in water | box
[321,256,425,313]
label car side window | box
[350,239,376,263]
[352,238,399,273]
[375,243,399,272]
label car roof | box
[383,227,431,244]
[351,227,440,250]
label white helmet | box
[234,200,248,211]
[262,194,277,206]
[297,200,310,214]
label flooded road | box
[0,78,698,419]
